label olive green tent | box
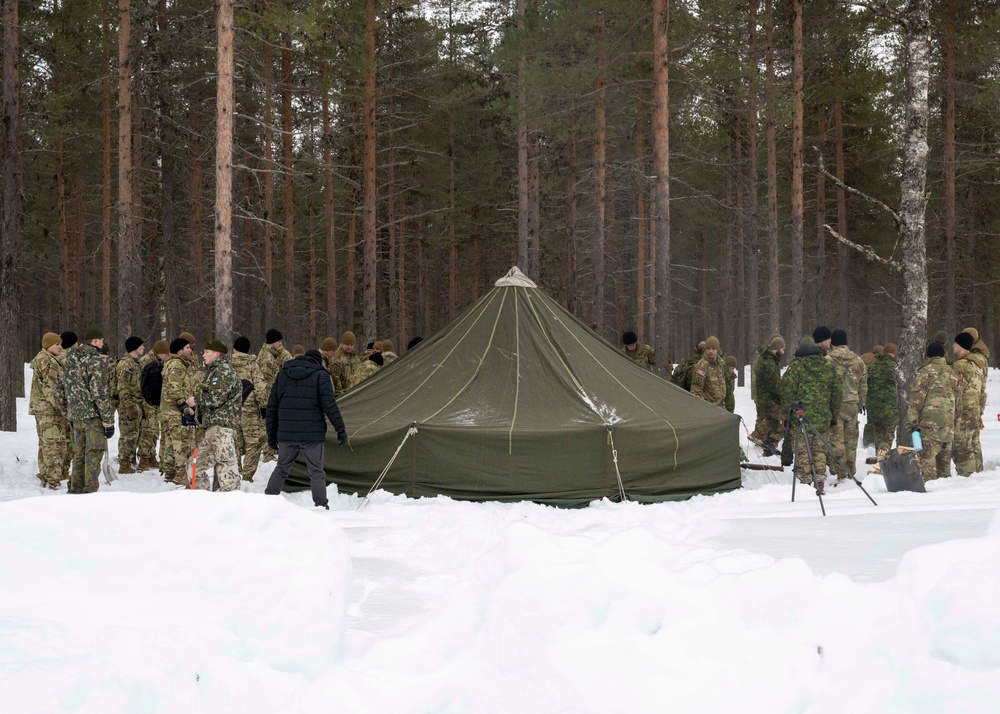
[285,267,741,506]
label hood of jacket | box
[793,344,824,359]
[283,355,325,380]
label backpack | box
[141,360,164,406]
[240,378,254,404]
[671,357,698,392]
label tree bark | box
[448,115,457,320]
[652,0,671,367]
[118,0,138,343]
[214,0,235,344]
[102,0,112,330]
[942,0,956,330]
[322,51,337,338]
[815,109,827,321]
[157,0,175,338]
[765,0,779,334]
[282,3,295,330]
[566,117,578,317]
[834,59,849,328]
[362,0,377,342]
[746,0,760,353]
[263,0,274,329]
[516,0,528,272]
[593,9,607,338]
[789,0,804,341]
[1,0,21,430]
[636,99,646,342]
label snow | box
[3,365,1000,713]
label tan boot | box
[136,457,155,471]
[118,463,137,475]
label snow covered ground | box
[3,365,1000,713]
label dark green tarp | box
[286,268,741,506]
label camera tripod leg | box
[797,418,826,516]
[802,419,878,507]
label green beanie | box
[83,324,104,340]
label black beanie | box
[927,342,946,358]
[369,352,384,366]
[60,331,78,349]
[169,337,189,354]
[407,336,423,350]
[125,336,144,353]
[233,336,251,354]
[812,325,832,343]
[622,330,638,346]
[265,328,283,344]
[831,329,847,347]
[955,332,974,351]
[304,348,323,365]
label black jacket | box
[266,356,347,445]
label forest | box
[0,1,997,393]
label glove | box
[267,439,277,451]
[831,420,837,428]
[260,408,267,420]
[104,424,115,439]
[126,403,141,420]
[338,432,348,447]
[859,405,866,416]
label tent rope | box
[739,416,779,484]
[605,425,627,503]
[358,424,419,511]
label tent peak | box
[495,266,537,288]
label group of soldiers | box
[28,324,405,494]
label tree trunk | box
[397,194,406,348]
[566,118,578,318]
[746,0,760,353]
[56,123,70,324]
[789,0,804,341]
[516,0,528,272]
[282,5,295,330]
[102,0,112,331]
[388,91,398,345]
[322,55,337,338]
[362,0,377,342]
[652,0,671,367]
[117,0,139,344]
[765,0,779,334]
[214,0,234,344]
[815,109,827,322]
[157,0,175,338]
[263,0,274,329]
[527,128,540,281]
[448,115,457,320]
[189,98,204,328]
[942,0,956,330]
[735,115,746,361]
[1,0,21,430]
[636,99,646,342]
[593,9,607,338]
[834,59,849,328]
[346,134,358,331]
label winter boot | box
[136,457,156,471]
[118,462,137,475]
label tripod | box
[786,402,878,516]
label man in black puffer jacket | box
[264,349,348,509]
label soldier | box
[349,352,383,389]
[191,340,243,491]
[407,336,423,351]
[380,339,398,366]
[29,332,68,489]
[160,337,198,485]
[320,337,339,375]
[56,331,78,481]
[292,343,305,357]
[671,342,705,391]
[115,336,146,473]
[137,339,169,471]
[952,331,985,476]
[812,325,832,356]
[63,325,116,494]
[231,336,268,482]
[621,331,655,371]
[962,327,989,471]
[932,331,954,365]
[827,329,867,480]
[781,336,842,494]
[330,331,362,397]
[100,344,119,420]
[725,355,737,413]
[749,334,785,456]
[867,342,898,457]
[750,332,782,401]
[906,342,958,482]
[257,328,292,462]
[690,337,727,408]
[862,343,885,452]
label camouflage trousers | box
[69,418,107,494]
[237,410,265,481]
[138,402,160,461]
[974,429,984,472]
[194,426,241,492]
[35,411,70,488]
[871,420,897,457]
[952,428,978,477]
[917,439,951,482]
[161,410,196,482]
[117,401,143,467]
[862,422,874,448]
[749,414,784,446]
[829,401,860,478]
[793,428,830,485]
[61,417,75,480]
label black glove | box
[859,405,866,415]
[104,424,115,439]
[831,420,837,428]
[260,408,267,419]
[267,439,278,451]
[338,432,348,447]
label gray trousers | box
[264,442,328,506]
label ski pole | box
[190,447,198,490]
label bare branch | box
[823,224,901,272]
[813,146,901,227]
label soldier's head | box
[292,344,305,357]
[831,329,848,348]
[369,352,384,367]
[927,342,946,360]
[170,337,192,359]
[382,339,394,353]
[622,331,638,352]
[696,341,706,355]
[812,325,832,350]
[340,331,357,354]
[179,332,196,350]
[768,335,785,358]
[233,336,251,355]
[962,327,980,343]
[125,336,144,358]
[265,328,283,349]
[407,336,423,351]
[704,336,720,361]
[954,332,974,358]
[42,332,61,356]
[321,337,338,358]
[153,339,170,359]
[203,339,227,366]
[60,331,78,350]
[883,342,897,358]
[83,324,104,350]
[933,330,949,346]
[873,344,884,356]
[98,344,110,362]
[726,354,737,375]
[373,341,383,354]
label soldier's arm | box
[857,359,868,407]
[829,366,843,423]
[690,363,707,398]
[161,363,188,407]
[905,372,927,433]
[88,360,115,425]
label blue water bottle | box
[911,430,923,452]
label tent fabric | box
[285,269,741,507]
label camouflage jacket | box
[139,351,159,370]
[969,351,988,416]
[781,345,842,429]
[725,364,736,413]
[231,352,269,413]
[671,354,701,391]
[690,355,727,408]
[197,358,243,430]
[753,349,783,420]
[161,354,195,415]
[382,351,398,366]
[866,354,898,424]
[257,343,292,389]
[952,354,985,431]
[749,344,769,401]
[29,350,65,417]
[330,350,363,396]
[115,354,144,412]
[348,358,381,389]
[63,343,115,425]
[622,343,655,371]
[906,357,958,442]
[827,345,868,407]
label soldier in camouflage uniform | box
[115,336,146,473]
[951,332,985,476]
[812,325,833,356]
[781,336,842,493]
[380,339,399,366]
[29,332,68,489]
[192,340,243,491]
[160,337,198,485]
[749,335,785,455]
[671,342,705,391]
[906,342,958,482]
[137,339,169,470]
[866,342,898,457]
[320,337,339,375]
[621,331,655,371]
[750,332,782,402]
[56,331,78,480]
[349,352,383,389]
[63,325,116,494]
[725,355,737,413]
[257,328,292,462]
[690,337,727,408]
[231,336,268,482]
[827,329,867,479]
[292,344,305,357]
[963,327,989,472]
[330,330,362,397]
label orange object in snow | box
[190,448,198,490]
